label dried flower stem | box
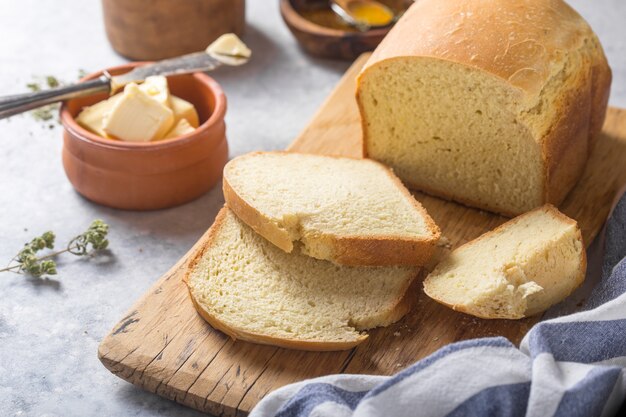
[1,247,78,272]
[1,220,109,278]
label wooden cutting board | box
[98,54,626,416]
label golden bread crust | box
[361,0,608,97]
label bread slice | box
[184,208,418,351]
[223,152,440,266]
[356,0,611,216]
[424,205,585,319]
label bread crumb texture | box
[187,209,417,346]
[424,205,585,319]
[224,152,438,264]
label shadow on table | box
[76,182,225,244]
[117,383,209,417]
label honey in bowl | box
[299,0,405,32]
[300,8,358,31]
[347,1,395,27]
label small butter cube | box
[163,118,195,140]
[170,95,199,128]
[207,34,251,58]
[139,76,171,107]
[103,83,174,142]
[76,94,122,137]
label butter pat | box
[76,94,122,137]
[170,96,199,128]
[207,34,251,58]
[103,83,174,142]
[76,76,198,142]
[163,118,195,140]
[139,76,171,107]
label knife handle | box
[0,76,111,120]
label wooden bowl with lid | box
[60,63,228,211]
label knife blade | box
[0,47,249,119]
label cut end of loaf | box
[358,57,547,216]
[223,151,440,266]
[424,205,585,319]
[185,208,418,350]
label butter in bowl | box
[74,34,252,145]
[76,76,199,143]
[56,34,253,211]
[60,64,229,211]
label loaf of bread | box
[185,208,418,350]
[223,152,440,266]
[356,0,611,216]
[424,205,585,319]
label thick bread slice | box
[184,208,418,351]
[223,152,440,266]
[357,0,611,216]
[424,205,585,319]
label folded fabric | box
[250,193,626,417]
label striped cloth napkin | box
[250,193,626,417]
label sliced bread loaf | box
[424,205,585,319]
[184,208,418,351]
[356,0,611,216]
[223,152,440,266]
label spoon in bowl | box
[329,0,396,32]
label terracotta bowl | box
[60,63,228,211]
[280,0,412,60]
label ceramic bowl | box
[280,0,412,60]
[60,63,228,211]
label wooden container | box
[280,0,412,60]
[102,0,245,61]
[60,63,229,211]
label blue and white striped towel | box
[250,192,626,417]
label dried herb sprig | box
[10,231,58,276]
[0,220,110,278]
[67,220,109,255]
[26,82,41,92]
[46,76,60,88]
[25,75,63,123]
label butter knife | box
[0,50,248,120]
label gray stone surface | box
[0,1,623,416]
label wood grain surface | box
[98,54,626,416]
